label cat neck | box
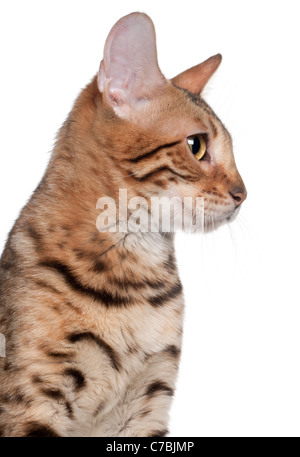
[22,77,176,275]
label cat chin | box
[185,209,239,234]
[178,220,223,234]
[198,207,240,233]
[225,206,241,224]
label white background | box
[0,0,299,437]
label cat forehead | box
[182,90,231,139]
[135,84,228,141]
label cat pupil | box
[192,136,200,154]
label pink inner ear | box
[171,54,222,95]
[98,13,166,107]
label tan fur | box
[0,13,246,437]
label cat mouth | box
[201,206,239,232]
[226,206,240,222]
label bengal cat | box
[0,12,246,437]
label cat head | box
[96,12,246,232]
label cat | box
[0,12,246,437]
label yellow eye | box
[187,134,206,160]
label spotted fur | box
[0,13,246,436]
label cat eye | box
[187,134,206,161]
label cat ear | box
[98,13,166,115]
[171,54,222,95]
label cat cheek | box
[198,160,213,172]
[163,185,198,201]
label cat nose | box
[229,186,247,207]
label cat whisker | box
[227,223,238,261]
[108,169,145,180]
[237,214,257,246]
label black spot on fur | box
[65,401,73,418]
[3,361,12,371]
[139,409,151,418]
[64,367,86,390]
[25,422,60,437]
[0,260,12,271]
[149,429,169,437]
[163,253,177,273]
[93,401,105,417]
[40,387,73,418]
[47,351,70,359]
[146,381,174,397]
[148,282,182,307]
[163,232,174,240]
[165,345,181,358]
[73,249,107,272]
[41,388,65,401]
[15,393,27,404]
[67,332,121,371]
[91,259,106,273]
[0,391,30,406]
[61,225,71,233]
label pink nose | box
[229,186,247,207]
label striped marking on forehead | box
[178,87,232,142]
[183,89,220,121]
